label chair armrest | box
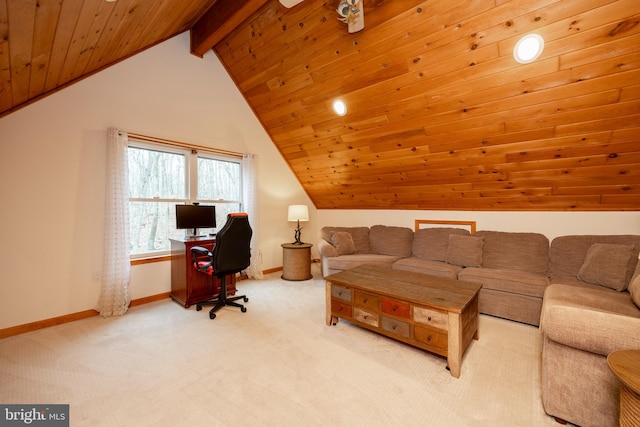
[318,239,338,258]
[544,304,640,357]
[191,246,212,256]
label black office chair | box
[190,213,252,319]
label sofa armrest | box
[318,239,338,258]
[544,304,640,357]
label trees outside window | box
[127,143,242,258]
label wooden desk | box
[608,349,640,427]
[170,236,236,307]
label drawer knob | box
[363,298,368,303]
[428,316,432,321]
[364,315,368,320]
[427,336,432,341]
[392,325,397,330]
[338,307,343,312]
[393,306,397,311]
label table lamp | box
[288,205,309,244]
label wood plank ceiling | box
[2,0,639,211]
[0,0,217,115]
[212,0,640,211]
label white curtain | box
[242,153,264,279]
[97,128,131,317]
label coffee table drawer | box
[381,298,411,319]
[332,285,352,302]
[354,307,379,327]
[413,306,448,330]
[414,325,448,351]
[381,316,410,338]
[332,299,352,318]
[354,291,379,311]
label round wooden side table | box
[281,243,313,281]
[607,349,640,427]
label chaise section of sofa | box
[458,231,550,326]
[318,225,413,277]
[540,234,640,427]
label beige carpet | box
[0,264,566,426]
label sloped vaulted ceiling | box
[1,0,639,211]
[210,0,640,211]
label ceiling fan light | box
[333,99,347,116]
[514,34,544,64]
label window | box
[127,141,242,258]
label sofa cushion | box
[577,243,638,291]
[324,254,402,272]
[392,258,463,279]
[330,231,356,255]
[412,227,470,261]
[549,235,640,281]
[540,284,640,356]
[369,225,413,257]
[321,227,370,253]
[476,231,549,274]
[629,272,640,309]
[542,283,640,323]
[459,267,549,298]
[445,235,484,267]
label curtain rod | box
[126,132,243,159]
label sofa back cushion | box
[330,231,357,255]
[446,235,484,267]
[577,243,638,291]
[369,225,414,257]
[549,235,640,281]
[321,227,370,254]
[476,230,549,274]
[629,262,640,308]
[412,227,471,261]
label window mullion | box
[189,150,198,202]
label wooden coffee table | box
[325,264,482,378]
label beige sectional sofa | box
[319,225,640,427]
[320,225,552,326]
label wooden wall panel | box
[0,1,11,111]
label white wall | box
[1,32,637,331]
[0,33,312,329]
[315,210,640,242]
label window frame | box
[127,140,243,261]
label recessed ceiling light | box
[514,34,544,64]
[332,99,347,116]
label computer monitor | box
[175,204,216,237]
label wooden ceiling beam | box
[190,0,270,58]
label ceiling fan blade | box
[348,0,364,33]
[279,0,304,7]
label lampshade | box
[288,205,309,222]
